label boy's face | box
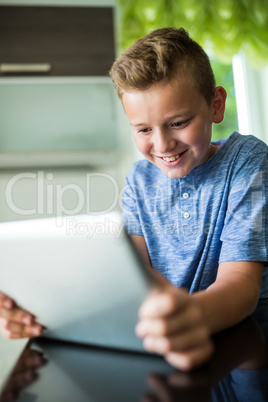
[122,79,223,178]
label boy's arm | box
[191,260,263,334]
[131,235,264,370]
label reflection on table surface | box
[1,299,268,402]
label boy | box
[0,27,267,372]
[109,27,268,370]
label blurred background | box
[0,0,268,222]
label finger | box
[139,289,188,319]
[143,336,170,354]
[0,307,34,326]
[0,317,11,337]
[20,323,43,338]
[136,318,172,338]
[142,325,210,355]
[0,328,41,340]
[2,321,43,339]
[0,317,43,339]
[168,326,210,352]
[165,341,214,372]
[0,325,31,340]
[0,293,14,309]
[136,304,204,338]
[0,326,28,340]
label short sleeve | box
[121,174,143,236]
[219,152,268,263]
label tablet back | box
[0,213,154,352]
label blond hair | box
[110,27,216,105]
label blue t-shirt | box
[122,132,268,297]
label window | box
[210,57,238,142]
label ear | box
[212,86,227,124]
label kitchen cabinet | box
[0,6,115,76]
[0,4,121,168]
[0,77,120,167]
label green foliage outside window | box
[117,0,268,66]
[210,58,238,141]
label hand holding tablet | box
[0,213,156,352]
[0,292,43,339]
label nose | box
[154,129,176,154]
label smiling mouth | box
[161,150,187,162]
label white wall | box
[260,66,268,142]
[0,337,28,392]
[232,53,268,143]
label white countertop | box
[0,336,28,392]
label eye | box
[171,121,185,128]
[172,122,183,127]
[171,119,191,128]
[138,128,152,134]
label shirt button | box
[183,192,189,199]
[183,212,190,219]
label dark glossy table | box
[1,299,268,402]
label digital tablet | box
[0,213,156,352]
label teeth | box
[163,154,180,162]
